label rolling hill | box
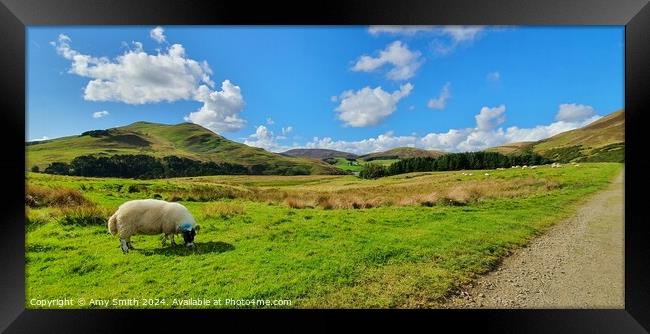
[281,148,358,160]
[26,122,344,175]
[485,109,624,162]
[484,141,535,154]
[359,147,446,161]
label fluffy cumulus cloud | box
[52,32,246,133]
[554,103,596,123]
[243,125,292,152]
[150,26,166,44]
[334,83,413,127]
[305,104,601,154]
[92,110,109,118]
[427,82,451,110]
[184,80,246,132]
[475,105,506,131]
[352,41,423,81]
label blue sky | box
[27,26,624,153]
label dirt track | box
[445,170,624,308]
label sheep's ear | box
[195,225,201,232]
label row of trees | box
[359,151,552,179]
[43,154,251,179]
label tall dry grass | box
[202,202,246,219]
[26,185,91,208]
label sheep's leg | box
[170,234,176,247]
[120,238,129,254]
[161,234,168,247]
[126,239,135,249]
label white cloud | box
[486,71,500,82]
[334,83,413,127]
[150,26,166,43]
[366,25,486,56]
[352,41,423,80]
[475,105,506,131]
[304,104,601,154]
[92,110,109,118]
[555,103,597,123]
[53,34,246,133]
[368,25,437,36]
[330,95,338,102]
[306,132,419,155]
[427,82,451,110]
[433,26,485,55]
[243,125,291,152]
[184,80,246,133]
[281,126,293,135]
[442,26,484,43]
[30,136,49,142]
[266,117,274,125]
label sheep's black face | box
[182,229,196,247]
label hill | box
[26,122,344,175]
[484,141,535,154]
[359,147,446,161]
[281,148,357,160]
[485,109,624,162]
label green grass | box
[331,158,397,172]
[25,163,622,308]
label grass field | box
[25,162,622,308]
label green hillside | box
[485,109,624,163]
[484,141,535,154]
[360,147,446,161]
[26,122,343,175]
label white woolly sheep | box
[108,199,201,253]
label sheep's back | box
[116,199,169,235]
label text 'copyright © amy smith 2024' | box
[29,298,293,307]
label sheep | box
[108,199,201,253]
[531,166,538,169]
[484,173,491,176]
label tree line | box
[359,151,551,179]
[39,154,310,179]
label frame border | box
[2,0,649,332]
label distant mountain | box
[281,148,358,160]
[359,147,446,161]
[26,121,344,175]
[485,109,624,162]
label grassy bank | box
[25,162,622,308]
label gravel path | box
[444,170,624,309]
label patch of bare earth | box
[444,170,624,309]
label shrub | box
[31,165,40,173]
